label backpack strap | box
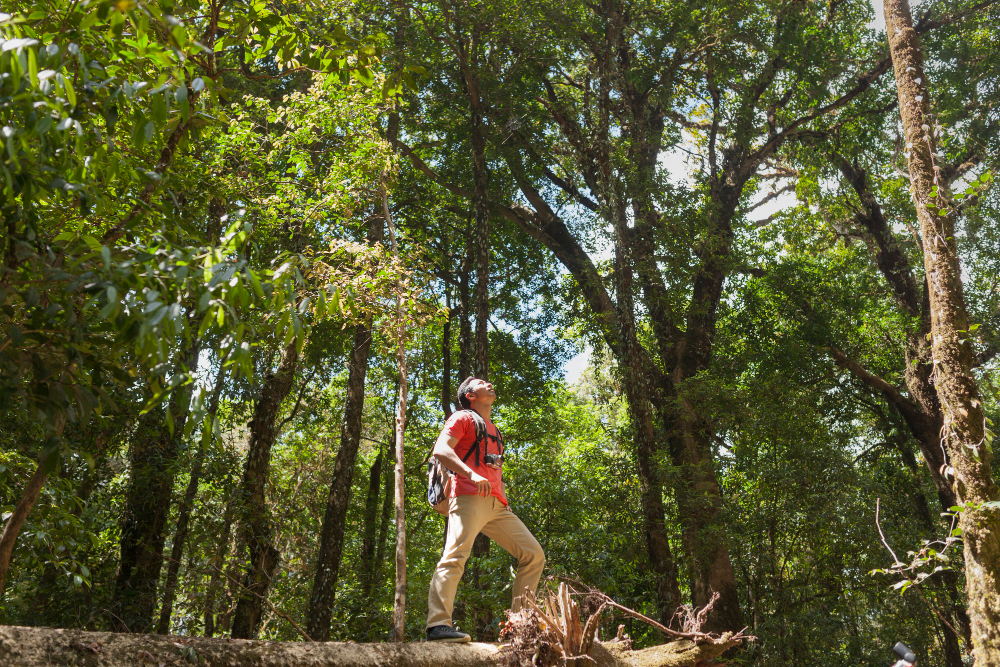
[460,409,488,467]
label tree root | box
[499,583,751,667]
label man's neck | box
[469,402,492,421]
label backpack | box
[426,409,505,515]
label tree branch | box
[829,346,919,418]
[831,153,922,317]
[742,183,795,214]
[541,166,600,212]
[914,0,1000,32]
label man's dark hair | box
[456,376,478,410]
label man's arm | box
[433,431,492,497]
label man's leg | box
[427,494,490,630]
[480,500,545,613]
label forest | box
[1,0,999,664]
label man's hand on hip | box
[470,471,492,497]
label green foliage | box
[0,0,401,439]
[1,1,999,666]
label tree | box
[883,0,1000,660]
[307,214,384,641]
[0,0,381,608]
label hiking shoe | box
[426,625,471,642]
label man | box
[425,376,546,642]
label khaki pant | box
[426,494,545,629]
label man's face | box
[465,379,496,405]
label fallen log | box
[0,624,738,667]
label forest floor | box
[0,624,738,666]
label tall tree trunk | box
[625,90,685,628]
[461,37,496,584]
[666,173,745,633]
[156,361,228,635]
[470,115,490,381]
[374,451,394,594]
[613,232,681,625]
[458,247,473,382]
[384,14,410,635]
[0,448,58,599]
[230,340,299,639]
[112,337,200,633]
[454,20,492,382]
[884,1,1000,662]
[613,236,680,627]
[307,215,384,641]
[383,180,409,642]
[440,294,455,559]
[360,450,384,599]
[589,8,684,628]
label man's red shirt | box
[444,410,507,506]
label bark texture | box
[229,341,300,639]
[883,0,1000,662]
[0,625,739,667]
[306,214,383,641]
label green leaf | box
[353,65,373,86]
[63,76,77,108]
[151,91,167,124]
[7,324,24,345]
[165,403,174,435]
